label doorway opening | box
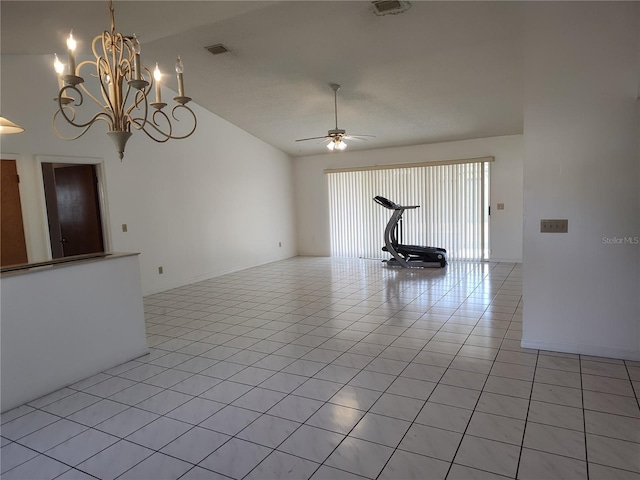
[42,163,105,258]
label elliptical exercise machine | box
[374,196,447,268]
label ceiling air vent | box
[371,0,411,16]
[206,44,230,55]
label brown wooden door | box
[1,159,28,266]
[51,164,104,257]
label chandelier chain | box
[108,0,116,35]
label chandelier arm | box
[94,56,119,116]
[71,59,114,116]
[125,89,150,131]
[140,129,172,144]
[132,109,172,143]
[92,31,126,122]
[57,84,115,131]
[129,105,197,142]
[122,55,135,89]
[110,34,122,123]
[91,31,106,65]
[120,78,134,120]
[114,33,129,126]
[112,33,136,132]
[140,65,154,93]
[168,104,198,140]
[53,108,112,140]
[115,33,125,67]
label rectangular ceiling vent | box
[371,0,411,16]
[206,44,230,55]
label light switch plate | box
[540,219,568,233]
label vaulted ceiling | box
[1,1,524,156]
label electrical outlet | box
[122,224,127,232]
[158,266,163,274]
[540,219,568,233]
[497,203,504,210]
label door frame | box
[35,155,112,260]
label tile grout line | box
[580,354,590,480]
[262,265,468,480]
[15,260,635,480]
[371,266,489,479]
[513,346,539,480]
[6,261,488,479]
[312,265,475,479]
[247,262,500,479]
[89,264,387,480]
[178,264,454,479]
[439,262,519,479]
[624,360,640,411]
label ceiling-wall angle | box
[371,0,411,16]
[206,44,230,55]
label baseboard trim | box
[488,257,522,263]
[521,338,640,361]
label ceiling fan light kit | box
[328,137,347,151]
[295,83,375,153]
[51,0,197,160]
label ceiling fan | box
[296,83,375,151]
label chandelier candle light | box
[52,0,197,160]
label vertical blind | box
[326,158,491,261]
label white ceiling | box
[1,1,524,156]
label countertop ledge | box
[1,252,141,277]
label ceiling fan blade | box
[345,134,376,139]
[295,136,329,142]
[295,84,374,147]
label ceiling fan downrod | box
[331,83,341,130]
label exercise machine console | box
[374,195,447,268]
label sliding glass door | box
[327,158,491,261]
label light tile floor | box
[2,257,639,479]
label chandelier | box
[52,0,197,160]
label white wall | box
[293,135,523,262]
[1,254,148,412]
[522,2,640,360]
[1,54,297,295]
